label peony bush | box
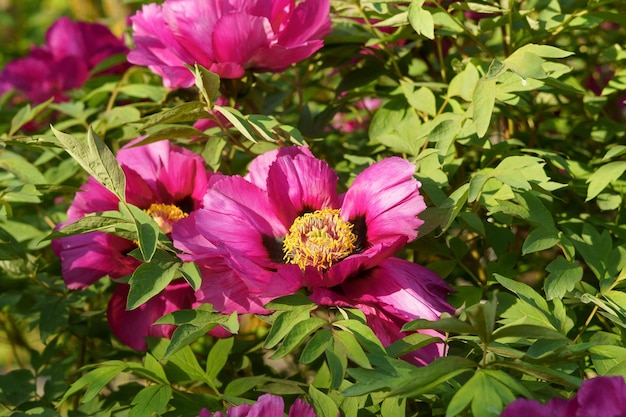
[1,1,626,416]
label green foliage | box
[2,0,626,416]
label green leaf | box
[402,81,437,116]
[448,63,480,101]
[332,319,386,354]
[9,99,53,136]
[191,63,220,107]
[492,324,568,341]
[522,227,560,255]
[590,345,626,375]
[61,362,126,403]
[586,161,626,201]
[39,298,68,344]
[129,384,172,417]
[264,303,316,350]
[45,215,134,240]
[469,173,490,202]
[408,1,434,39]
[206,337,234,384]
[333,330,371,369]
[544,256,583,300]
[325,347,347,390]
[127,260,178,310]
[447,371,512,417]
[51,126,127,201]
[386,333,441,358]
[180,261,202,291]
[272,317,328,359]
[300,329,333,364]
[308,385,340,417]
[224,376,265,397]
[0,150,46,184]
[122,203,160,262]
[138,101,208,130]
[472,78,496,138]
[403,316,474,335]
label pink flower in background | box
[197,394,316,417]
[501,376,626,417]
[173,146,454,364]
[0,17,129,104]
[52,140,212,350]
[330,97,381,134]
[127,0,332,88]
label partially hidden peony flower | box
[197,394,316,417]
[0,16,129,104]
[52,140,212,350]
[501,376,626,417]
[330,97,381,134]
[127,0,332,88]
[173,146,454,365]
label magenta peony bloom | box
[197,394,316,417]
[127,0,332,88]
[52,140,212,350]
[501,376,626,417]
[173,146,454,364]
[0,17,129,104]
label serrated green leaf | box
[51,126,127,201]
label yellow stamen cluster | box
[283,208,357,271]
[145,203,188,234]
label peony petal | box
[266,151,340,225]
[276,0,331,47]
[107,281,196,350]
[197,176,287,267]
[211,14,271,70]
[341,157,426,249]
[245,146,313,191]
[574,376,626,416]
[52,232,139,289]
[287,398,316,417]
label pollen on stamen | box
[283,207,357,271]
[145,203,188,235]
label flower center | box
[283,208,357,271]
[145,203,188,234]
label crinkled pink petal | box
[163,0,223,66]
[234,394,283,417]
[107,280,197,350]
[288,398,316,417]
[343,258,454,320]
[266,152,340,225]
[276,0,331,47]
[245,146,313,191]
[211,14,271,71]
[573,376,626,416]
[197,176,287,267]
[52,232,140,289]
[341,157,425,249]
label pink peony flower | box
[52,140,212,350]
[0,16,129,104]
[330,97,381,134]
[173,146,454,364]
[127,0,332,88]
[197,394,316,417]
[501,376,626,417]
